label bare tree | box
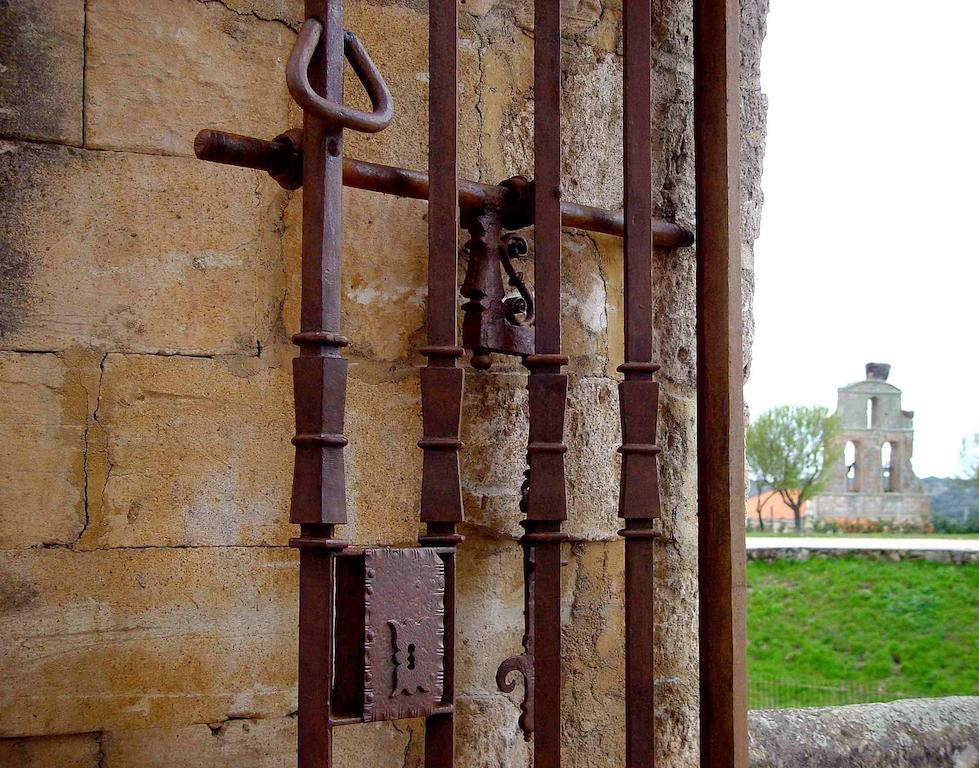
[750,486,780,531]
[746,405,840,532]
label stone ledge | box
[749,696,979,768]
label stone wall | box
[749,697,979,768]
[0,1,766,766]
[747,547,979,565]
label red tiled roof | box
[746,490,805,521]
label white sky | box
[744,0,979,478]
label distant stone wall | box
[749,697,979,768]
[747,547,979,564]
[0,1,766,766]
[809,492,931,524]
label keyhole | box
[407,643,416,670]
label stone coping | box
[749,696,979,767]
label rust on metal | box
[421,2,462,766]
[363,548,446,722]
[333,548,449,725]
[695,0,749,766]
[620,2,662,767]
[525,3,566,767]
[193,129,694,247]
[460,208,535,368]
[287,22,393,133]
[495,539,536,740]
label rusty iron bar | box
[619,1,662,767]
[193,129,694,247]
[523,2,566,767]
[420,0,463,766]
[694,0,749,766]
[286,2,349,768]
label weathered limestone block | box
[456,694,531,768]
[0,547,298,736]
[211,0,303,28]
[454,536,526,693]
[102,719,295,768]
[459,372,528,538]
[0,732,100,768]
[748,697,979,768]
[101,716,419,768]
[86,0,294,156]
[564,376,622,538]
[510,0,615,47]
[80,353,294,549]
[80,353,424,549]
[342,361,424,546]
[562,233,612,377]
[563,542,626,765]
[0,0,85,145]
[0,142,285,355]
[0,350,100,549]
[563,540,699,768]
[475,27,534,186]
[740,87,768,248]
[561,50,625,211]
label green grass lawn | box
[747,531,979,539]
[747,557,979,708]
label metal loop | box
[287,19,394,133]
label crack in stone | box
[0,133,205,161]
[95,730,106,768]
[196,0,301,32]
[7,542,294,552]
[82,0,89,147]
[472,26,489,181]
[71,352,109,548]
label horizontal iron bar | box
[195,129,694,247]
[328,704,454,727]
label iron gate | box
[192,0,746,765]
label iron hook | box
[287,19,394,133]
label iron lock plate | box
[334,547,446,722]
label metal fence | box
[748,677,910,710]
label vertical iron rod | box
[533,0,562,357]
[694,0,749,765]
[426,0,459,355]
[421,2,463,766]
[525,2,566,767]
[623,0,654,366]
[291,0,349,528]
[620,3,661,768]
[292,3,347,768]
[296,544,337,768]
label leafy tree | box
[746,405,840,532]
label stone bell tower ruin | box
[810,363,930,524]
